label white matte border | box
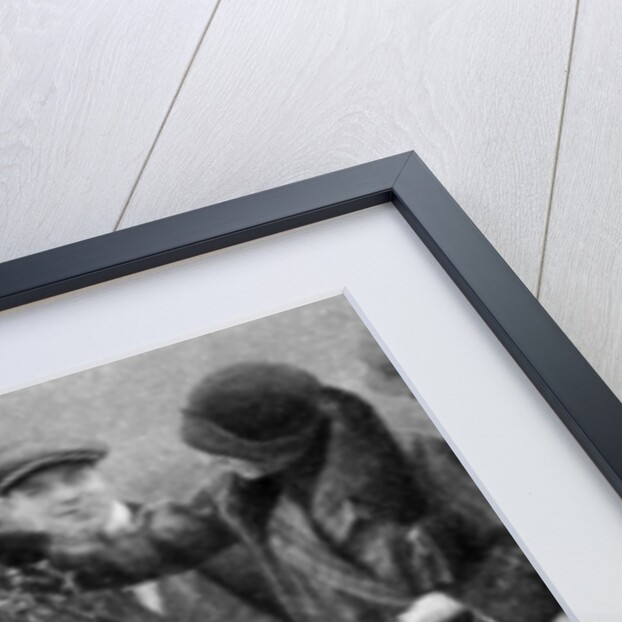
[1,205,621,620]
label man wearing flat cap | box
[0,438,166,621]
[44,363,563,622]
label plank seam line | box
[113,0,224,232]
[535,0,581,299]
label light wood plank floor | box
[118,0,576,290]
[0,0,219,259]
[2,0,620,403]
[539,0,622,400]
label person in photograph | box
[358,339,571,622]
[0,438,286,622]
[0,439,167,622]
[41,363,563,622]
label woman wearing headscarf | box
[45,363,562,622]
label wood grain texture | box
[539,1,622,400]
[119,0,576,290]
[0,0,218,262]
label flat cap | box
[0,439,109,495]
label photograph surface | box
[0,295,566,622]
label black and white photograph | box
[0,296,567,622]
[3,2,622,620]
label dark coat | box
[0,558,164,622]
[0,513,277,622]
[48,389,562,622]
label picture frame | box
[1,149,621,505]
[1,151,621,619]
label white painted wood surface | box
[539,1,622,400]
[1,3,620,423]
[8,1,622,399]
[0,0,218,262]
[117,0,576,290]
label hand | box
[47,534,109,571]
[398,593,477,622]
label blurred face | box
[2,463,116,539]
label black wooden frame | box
[1,151,621,499]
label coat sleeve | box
[49,488,237,589]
